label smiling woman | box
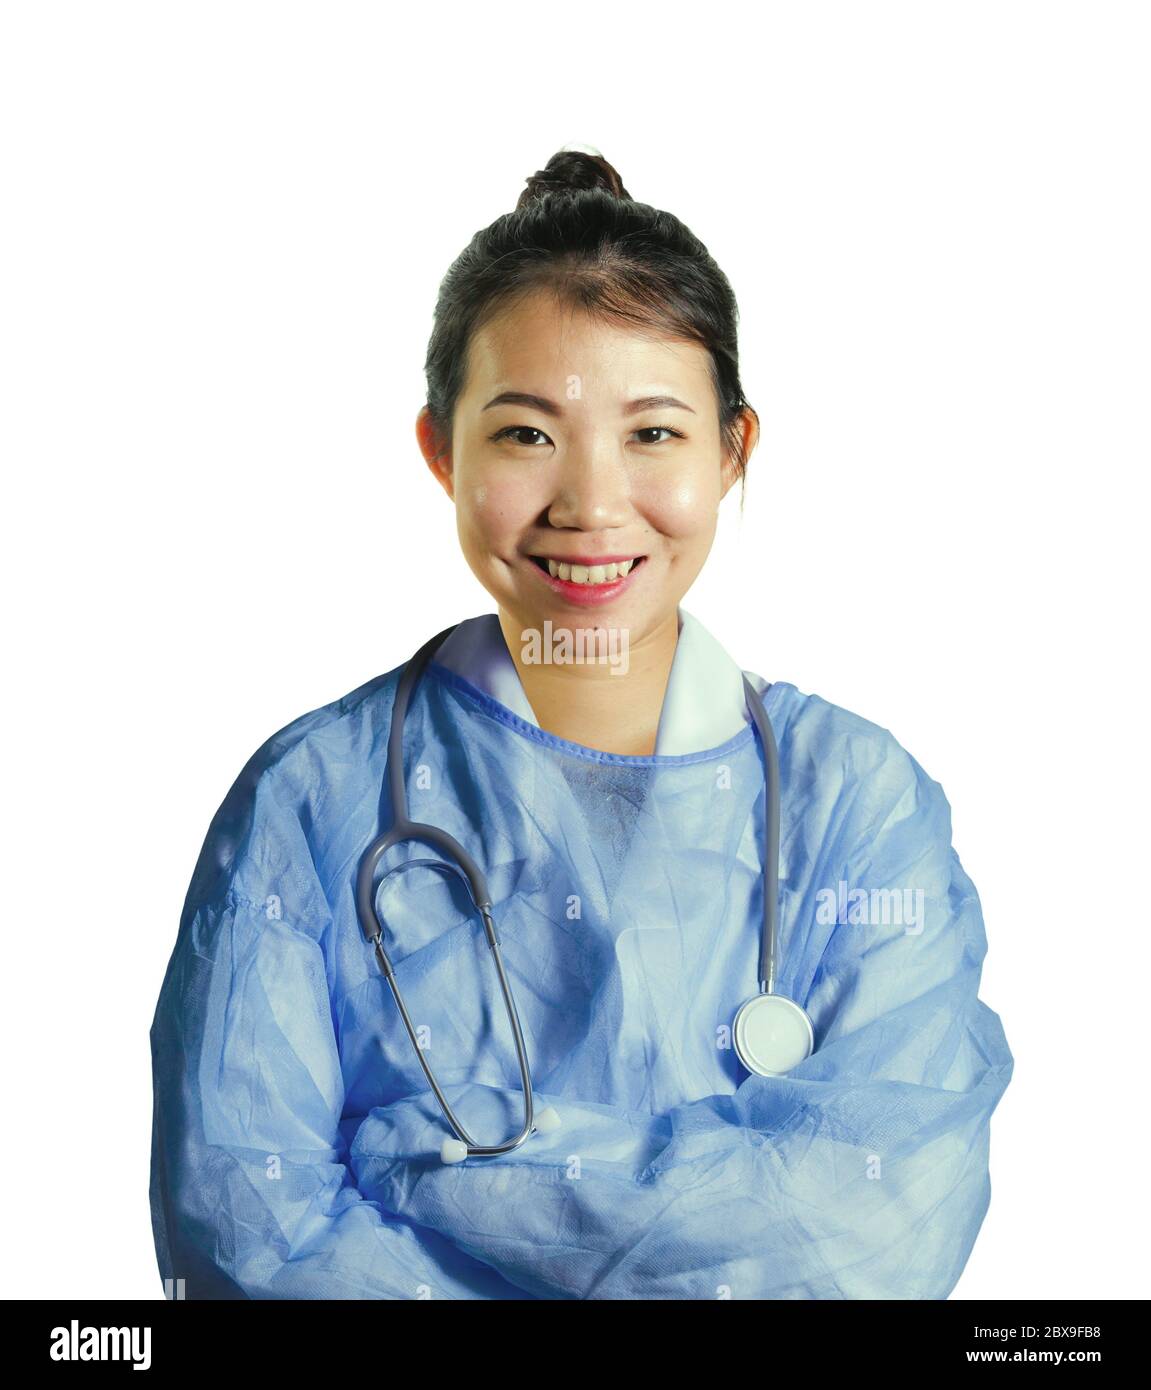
[149,147,1013,1300]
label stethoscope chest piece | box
[733,993,814,1077]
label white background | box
[2,1,1147,1300]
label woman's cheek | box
[454,482,540,587]
[468,467,542,529]
[646,479,719,539]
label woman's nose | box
[544,444,632,532]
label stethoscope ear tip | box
[438,1105,563,1163]
[534,1105,562,1135]
[440,1138,469,1165]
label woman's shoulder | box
[763,677,946,808]
[202,661,402,778]
[245,664,406,789]
[182,664,406,914]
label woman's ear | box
[416,406,454,500]
[720,407,759,500]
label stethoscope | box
[356,624,815,1164]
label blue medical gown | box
[149,657,1013,1299]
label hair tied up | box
[516,148,632,209]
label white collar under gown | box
[149,607,1013,1300]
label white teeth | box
[545,558,637,583]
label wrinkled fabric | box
[150,652,1013,1300]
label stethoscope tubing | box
[356,625,537,1157]
[741,672,781,995]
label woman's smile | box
[525,551,648,606]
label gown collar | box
[430,608,762,756]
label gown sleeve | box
[350,729,1015,1301]
[148,742,514,1300]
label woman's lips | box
[525,554,647,607]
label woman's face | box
[417,290,755,644]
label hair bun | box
[517,148,631,209]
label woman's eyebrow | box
[481,391,696,415]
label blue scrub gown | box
[149,609,1013,1299]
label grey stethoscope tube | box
[355,625,553,1161]
[356,626,814,1163]
[735,673,815,1077]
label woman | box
[149,149,1013,1300]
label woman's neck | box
[497,608,680,756]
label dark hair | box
[423,148,757,502]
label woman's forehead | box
[463,299,714,402]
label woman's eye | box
[491,426,551,447]
[634,426,684,445]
